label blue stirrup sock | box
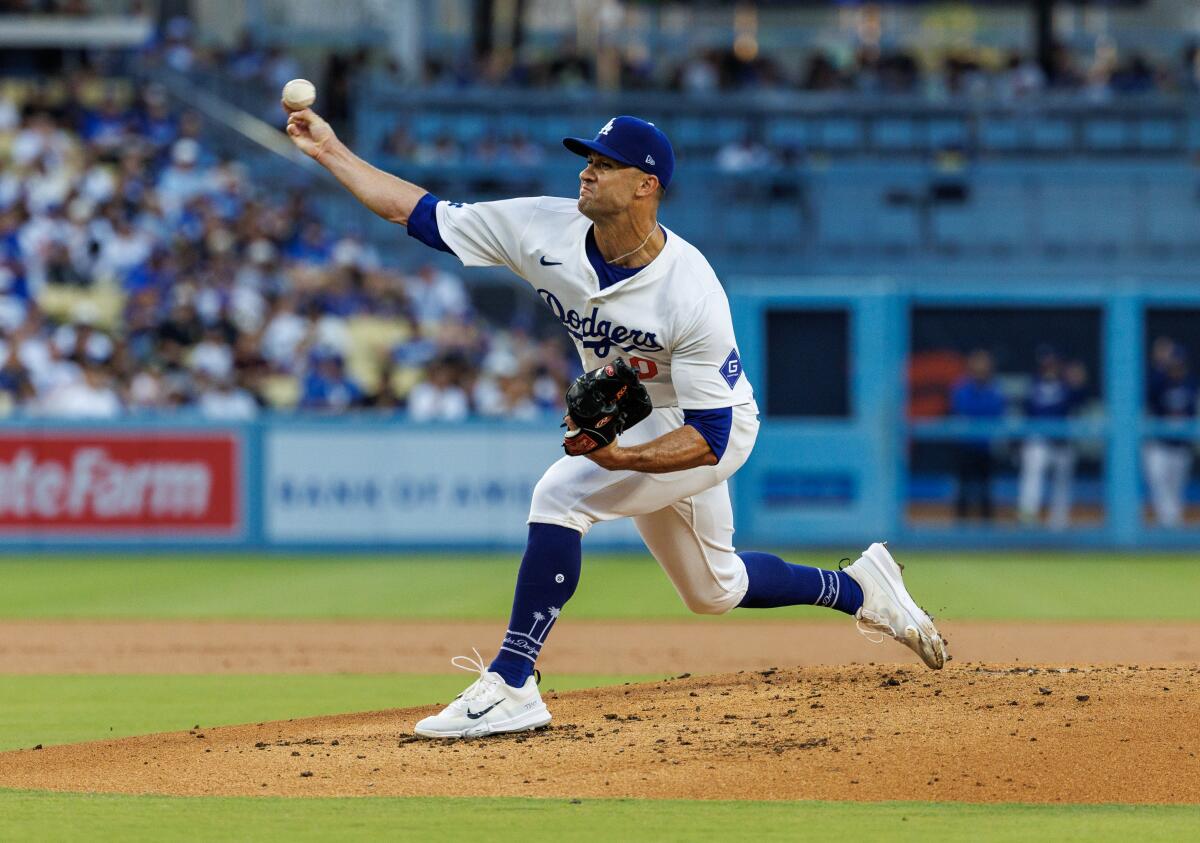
[489,523,582,688]
[736,551,864,615]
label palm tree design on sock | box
[527,610,546,638]
[537,606,561,644]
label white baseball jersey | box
[433,196,756,412]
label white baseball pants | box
[1142,440,1193,527]
[529,404,760,615]
[1018,437,1076,528]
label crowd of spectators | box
[402,41,1200,100]
[0,75,578,420]
[135,13,1200,113]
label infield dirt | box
[4,619,1200,673]
[1,662,1197,803]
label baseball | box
[281,78,316,110]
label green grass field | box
[1,793,1195,843]
[0,674,657,753]
[1,550,1196,841]
[0,551,1197,620]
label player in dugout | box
[284,102,948,739]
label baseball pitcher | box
[284,106,948,739]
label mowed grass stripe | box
[0,552,1198,621]
[0,793,1195,842]
[0,674,658,752]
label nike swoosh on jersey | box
[539,256,563,266]
[466,701,503,719]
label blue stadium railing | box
[354,86,1200,159]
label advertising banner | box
[0,432,240,535]
[266,427,639,545]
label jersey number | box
[628,356,658,379]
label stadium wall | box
[1,277,1197,552]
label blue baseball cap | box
[563,116,675,190]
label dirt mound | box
[1,664,1196,803]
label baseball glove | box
[562,358,653,456]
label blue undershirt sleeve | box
[406,192,454,254]
[682,407,733,462]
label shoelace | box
[838,555,900,646]
[855,610,895,645]
[448,648,501,706]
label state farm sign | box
[0,433,239,533]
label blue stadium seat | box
[875,203,921,251]
[1034,176,1136,252]
[1081,182,1136,249]
[928,119,967,149]
[447,114,488,142]
[764,118,808,148]
[410,113,444,141]
[818,118,864,150]
[971,181,1027,251]
[978,119,1021,151]
[764,203,807,248]
[1030,120,1073,151]
[1083,120,1128,151]
[1136,120,1177,150]
[1143,180,1200,250]
[931,203,976,251]
[872,118,918,150]
[813,181,877,250]
[672,116,745,150]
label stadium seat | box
[1083,120,1128,151]
[1185,118,1200,152]
[1143,179,1200,251]
[928,119,967,150]
[1081,181,1137,251]
[876,204,921,251]
[978,119,1021,151]
[1031,120,1073,152]
[813,181,877,251]
[970,181,1027,252]
[764,203,807,249]
[764,118,808,148]
[1135,119,1178,150]
[818,118,864,151]
[930,203,976,253]
[872,118,918,151]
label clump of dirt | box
[2,664,1196,803]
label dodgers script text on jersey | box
[434,196,757,413]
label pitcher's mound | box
[1,664,1196,803]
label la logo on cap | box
[599,118,615,135]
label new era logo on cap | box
[562,116,676,190]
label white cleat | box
[414,649,551,739]
[843,543,949,670]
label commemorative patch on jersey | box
[720,349,742,389]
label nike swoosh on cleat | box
[466,701,503,719]
[539,256,562,266]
